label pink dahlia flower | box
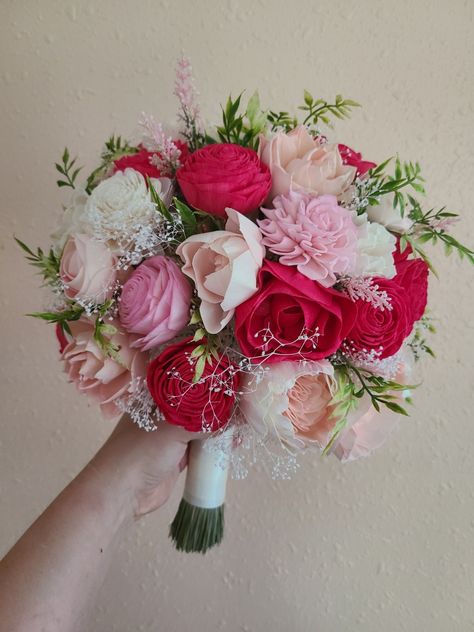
[258,192,358,287]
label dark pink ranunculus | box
[234,261,357,362]
[338,144,376,177]
[347,258,429,359]
[147,337,239,432]
[176,143,271,218]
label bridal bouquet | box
[17,57,473,553]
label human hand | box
[88,414,193,520]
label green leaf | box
[173,197,198,236]
[190,344,206,359]
[303,89,313,107]
[192,328,206,342]
[147,177,173,222]
[193,354,207,383]
[381,400,409,416]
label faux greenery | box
[323,363,414,455]
[299,91,360,129]
[85,135,137,193]
[14,237,61,286]
[55,147,82,189]
[405,201,474,265]
[215,92,267,150]
[360,157,425,214]
[26,304,84,336]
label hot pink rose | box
[258,192,358,287]
[176,208,265,333]
[63,317,146,418]
[60,233,117,303]
[234,261,357,362]
[338,144,376,177]
[176,143,271,218]
[118,255,192,351]
[258,126,356,200]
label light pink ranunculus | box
[239,360,337,453]
[258,192,358,287]
[63,317,146,418]
[60,233,117,302]
[258,125,356,200]
[118,255,192,351]
[176,208,265,334]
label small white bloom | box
[366,196,413,234]
[83,168,167,254]
[353,213,397,278]
[51,188,89,252]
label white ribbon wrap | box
[183,429,233,509]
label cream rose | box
[353,213,397,278]
[60,233,117,302]
[366,196,414,234]
[258,125,356,201]
[176,208,265,334]
[239,360,337,453]
[84,168,168,252]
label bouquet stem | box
[169,429,233,554]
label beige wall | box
[1,1,474,630]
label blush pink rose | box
[240,360,337,452]
[258,191,358,287]
[176,208,265,333]
[258,126,356,200]
[60,234,117,303]
[118,255,192,351]
[63,317,146,418]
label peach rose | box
[176,208,265,334]
[60,233,117,303]
[239,360,337,453]
[258,125,356,201]
[62,317,146,418]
